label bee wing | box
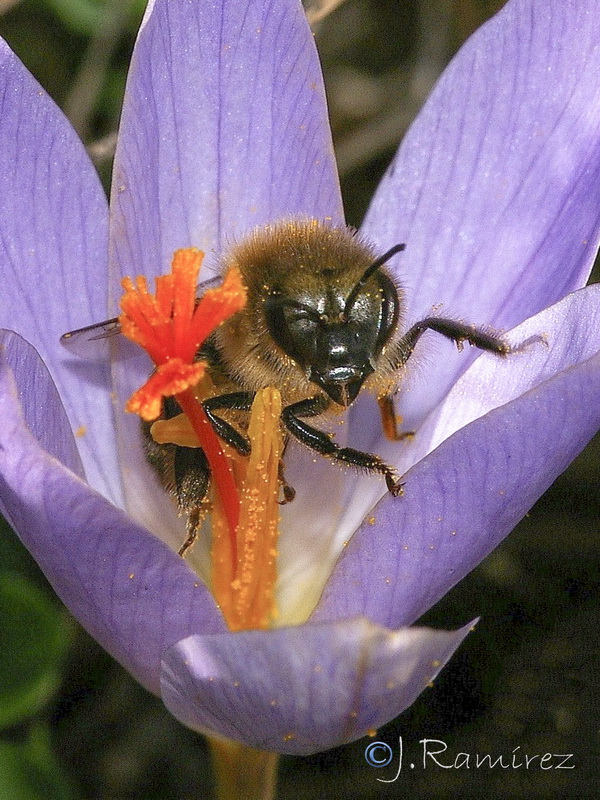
[60,317,122,359]
[60,274,224,360]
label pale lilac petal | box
[111,0,342,287]
[161,618,473,755]
[313,349,600,628]
[0,330,83,478]
[360,0,600,419]
[0,362,226,694]
[0,39,121,505]
[416,284,600,458]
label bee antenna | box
[342,243,405,319]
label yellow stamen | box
[150,413,200,448]
[211,387,283,631]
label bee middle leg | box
[282,396,403,496]
[377,394,415,442]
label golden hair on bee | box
[213,219,407,408]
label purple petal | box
[361,0,600,413]
[0,361,226,694]
[0,330,83,478]
[161,617,473,755]
[313,348,600,628]
[0,39,121,505]
[110,0,343,288]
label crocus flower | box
[1,0,600,781]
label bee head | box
[264,244,405,406]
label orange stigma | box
[120,248,247,548]
[120,248,283,631]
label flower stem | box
[208,737,279,800]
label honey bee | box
[63,220,509,535]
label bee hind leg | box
[178,507,206,557]
[173,446,211,557]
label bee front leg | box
[202,391,254,455]
[282,396,404,496]
[397,317,509,364]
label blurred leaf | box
[0,0,23,14]
[0,514,38,576]
[0,571,73,729]
[0,724,74,800]
[38,0,104,36]
[37,0,146,36]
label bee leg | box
[377,395,414,442]
[282,396,404,496]
[143,417,210,511]
[178,506,204,557]
[173,446,211,557]
[143,407,212,557]
[202,392,254,456]
[396,317,510,366]
[277,460,296,504]
[173,446,210,512]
